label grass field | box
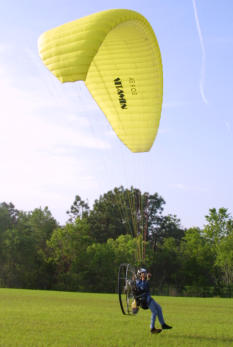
[0,289,233,346]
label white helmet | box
[137,268,147,276]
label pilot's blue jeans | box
[147,296,165,329]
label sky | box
[0,0,232,228]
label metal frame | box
[118,263,136,315]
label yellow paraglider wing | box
[38,9,163,153]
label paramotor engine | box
[118,263,138,315]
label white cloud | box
[170,183,208,193]
[0,43,9,53]
[0,53,111,149]
[171,183,186,190]
[0,53,112,222]
[224,121,232,135]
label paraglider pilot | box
[135,268,172,334]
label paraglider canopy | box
[38,9,163,153]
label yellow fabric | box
[38,9,163,152]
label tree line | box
[0,186,232,297]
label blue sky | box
[0,0,232,228]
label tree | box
[148,214,184,251]
[204,208,233,286]
[0,206,58,289]
[87,187,127,243]
[66,195,89,223]
[84,242,116,292]
[180,227,216,287]
[0,202,19,267]
[0,202,19,231]
[149,237,182,290]
[87,186,184,264]
[0,204,26,287]
[45,218,92,291]
[204,208,233,242]
[215,231,233,286]
[82,235,137,293]
[108,234,138,266]
[87,186,165,243]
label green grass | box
[0,289,233,346]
